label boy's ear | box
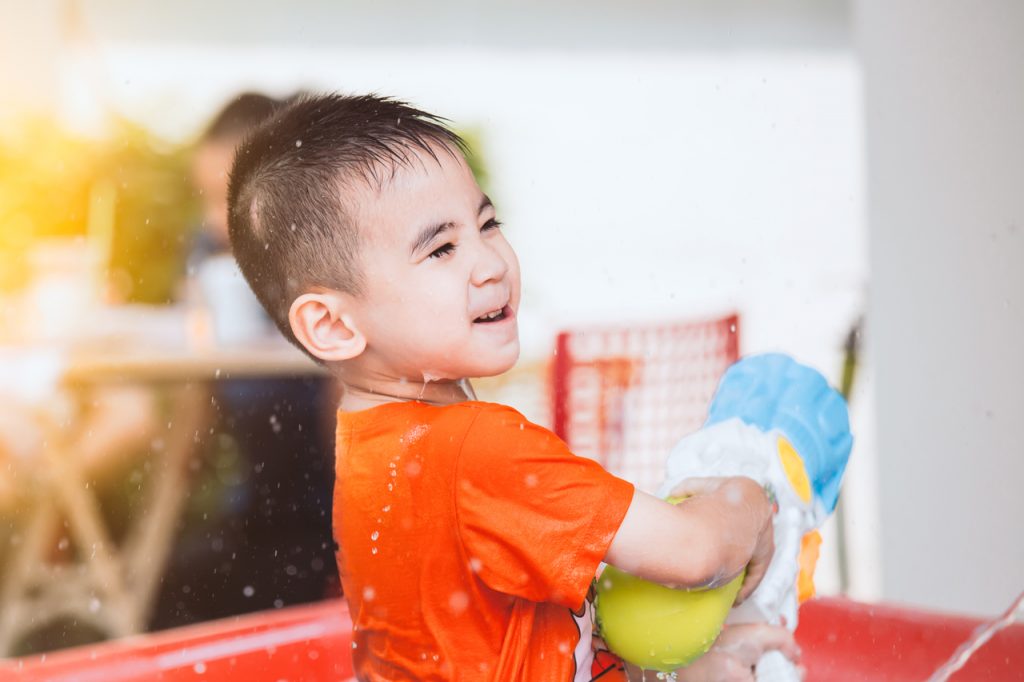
[289,290,366,363]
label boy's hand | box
[673,623,802,682]
[669,477,774,604]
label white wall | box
[856,0,1024,616]
[0,4,60,121]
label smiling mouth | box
[473,305,512,324]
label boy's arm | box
[604,476,774,603]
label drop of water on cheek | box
[371,530,379,541]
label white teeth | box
[477,308,504,321]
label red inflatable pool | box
[3,597,1022,681]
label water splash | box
[926,589,1024,682]
[419,371,442,399]
[458,377,477,401]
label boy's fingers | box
[735,532,773,604]
[747,625,800,664]
[717,623,801,667]
[735,558,766,604]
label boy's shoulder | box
[337,399,531,431]
[337,400,564,468]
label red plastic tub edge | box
[796,596,1024,681]
[0,599,355,681]
[4,596,1023,681]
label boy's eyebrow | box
[409,195,495,256]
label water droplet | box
[382,505,391,513]
[363,586,376,601]
[193,661,206,674]
[371,530,379,541]
[273,599,284,608]
[243,585,255,597]
[295,139,302,148]
[448,591,469,613]
[371,547,378,555]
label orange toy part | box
[591,648,629,681]
[798,531,822,603]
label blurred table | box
[62,343,325,384]
[0,332,325,655]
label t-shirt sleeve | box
[454,404,635,609]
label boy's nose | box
[470,241,509,286]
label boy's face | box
[345,144,521,382]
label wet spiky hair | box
[227,93,467,357]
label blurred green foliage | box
[0,119,199,303]
[458,127,490,196]
[0,117,490,304]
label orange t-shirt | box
[333,401,635,682]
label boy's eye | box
[428,243,456,259]
[482,218,503,232]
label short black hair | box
[201,92,283,144]
[227,93,467,357]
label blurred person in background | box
[150,92,339,629]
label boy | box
[227,93,795,681]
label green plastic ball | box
[595,567,744,672]
[595,495,745,672]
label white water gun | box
[658,354,853,682]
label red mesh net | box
[551,314,740,493]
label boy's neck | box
[338,375,477,412]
